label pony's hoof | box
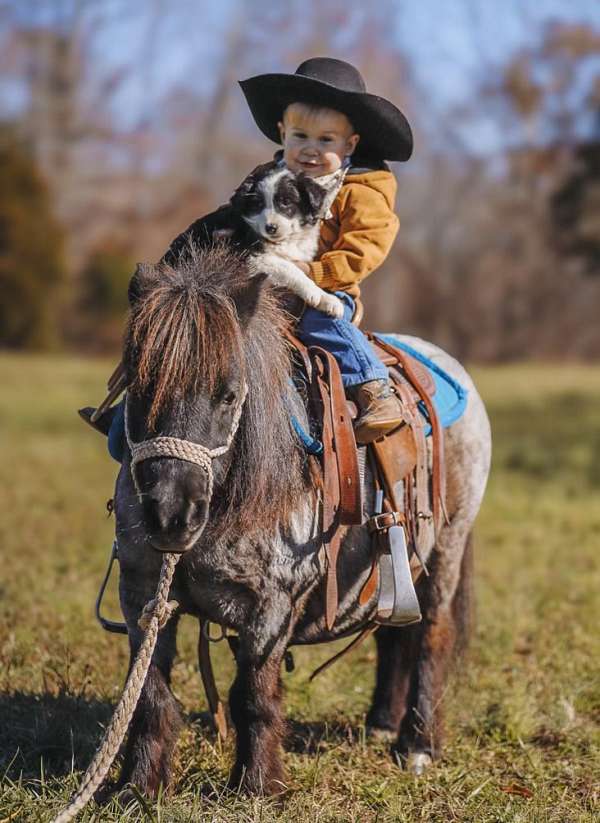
[114,788,138,807]
[405,751,433,775]
[94,783,146,809]
[366,725,397,743]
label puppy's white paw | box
[318,293,345,318]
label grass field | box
[0,354,599,822]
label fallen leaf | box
[500,783,534,798]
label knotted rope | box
[52,384,248,821]
[52,552,180,823]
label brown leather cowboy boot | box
[352,379,404,444]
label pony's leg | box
[366,624,421,740]
[228,616,291,795]
[394,531,473,774]
[114,597,182,798]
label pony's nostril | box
[185,499,208,528]
[144,497,164,532]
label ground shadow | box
[0,690,113,781]
[0,690,367,780]
[285,719,366,754]
[189,711,368,756]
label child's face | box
[278,103,360,177]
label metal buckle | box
[368,511,400,532]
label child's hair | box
[282,101,356,133]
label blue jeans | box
[296,292,387,387]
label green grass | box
[0,355,599,821]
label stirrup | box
[375,523,421,626]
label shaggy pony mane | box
[124,243,311,538]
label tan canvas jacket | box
[308,169,399,299]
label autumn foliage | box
[0,7,598,359]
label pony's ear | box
[232,273,268,326]
[128,262,158,305]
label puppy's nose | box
[265,223,278,236]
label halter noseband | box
[124,383,248,501]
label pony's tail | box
[452,530,475,660]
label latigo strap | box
[308,345,362,630]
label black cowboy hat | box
[239,57,413,163]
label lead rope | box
[52,552,180,823]
[52,384,248,822]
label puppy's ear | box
[230,161,277,210]
[128,262,159,306]
[230,175,255,211]
[297,174,327,220]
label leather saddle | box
[286,330,447,630]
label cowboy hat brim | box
[239,73,413,162]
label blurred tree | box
[0,126,67,349]
[79,244,133,318]
[551,131,600,277]
[74,242,135,351]
[380,17,600,360]
[482,20,600,148]
[0,1,136,269]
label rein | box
[52,383,248,823]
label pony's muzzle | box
[140,470,210,553]
[145,495,209,553]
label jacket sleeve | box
[308,183,399,291]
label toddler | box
[239,57,413,442]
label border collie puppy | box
[164,162,345,317]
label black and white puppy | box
[164,161,345,317]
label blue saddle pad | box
[375,334,468,436]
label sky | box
[2,0,600,152]
[87,0,600,127]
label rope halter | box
[124,382,248,502]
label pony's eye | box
[223,391,236,406]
